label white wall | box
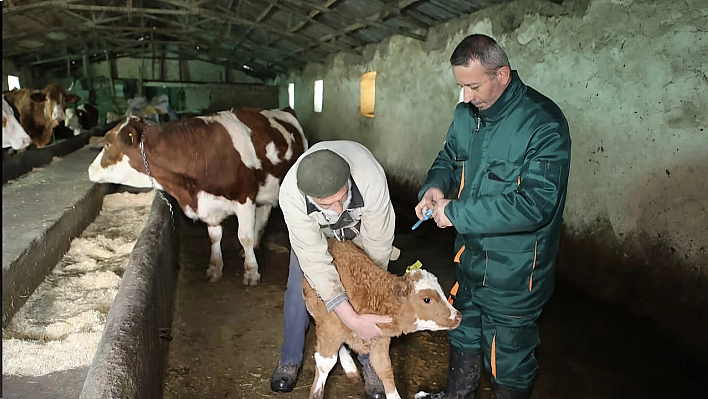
[278,0,708,353]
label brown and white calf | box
[88,107,308,285]
[303,239,462,399]
[3,83,80,147]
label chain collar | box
[139,131,175,230]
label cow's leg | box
[254,204,272,249]
[238,204,272,258]
[234,200,260,286]
[310,339,341,399]
[338,345,360,381]
[369,341,401,399]
[206,224,224,282]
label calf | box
[304,239,462,399]
[3,83,80,147]
[88,107,307,285]
[2,96,31,150]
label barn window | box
[314,80,323,113]
[7,75,20,90]
[288,83,295,109]
[360,71,376,118]
[459,87,464,103]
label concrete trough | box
[3,146,181,398]
[2,132,90,185]
[80,194,180,399]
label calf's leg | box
[310,338,341,399]
[338,345,360,381]
[206,224,224,282]
[369,342,401,399]
[254,204,273,249]
[234,200,260,285]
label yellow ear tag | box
[128,133,134,144]
[406,260,423,273]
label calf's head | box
[389,269,462,335]
[88,116,154,188]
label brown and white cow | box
[304,239,462,399]
[3,83,80,147]
[88,107,308,285]
[2,96,32,150]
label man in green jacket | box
[415,34,571,399]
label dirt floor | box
[163,200,708,399]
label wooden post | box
[105,51,115,97]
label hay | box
[2,191,155,376]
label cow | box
[2,96,32,150]
[88,107,308,285]
[303,239,462,399]
[62,103,100,137]
[3,83,80,147]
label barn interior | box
[2,0,707,398]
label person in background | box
[271,140,399,399]
[415,34,572,399]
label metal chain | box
[139,136,175,230]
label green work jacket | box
[419,71,571,314]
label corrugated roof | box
[2,0,509,80]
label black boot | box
[270,362,301,393]
[415,349,483,399]
[492,384,531,399]
[359,355,386,399]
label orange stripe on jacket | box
[457,163,465,198]
[491,334,497,378]
[447,281,459,305]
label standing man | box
[415,34,571,399]
[271,140,397,399]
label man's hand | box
[432,199,453,228]
[415,187,445,219]
[334,300,391,340]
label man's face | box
[310,184,350,217]
[453,61,510,110]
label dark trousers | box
[279,249,310,365]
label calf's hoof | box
[270,362,301,393]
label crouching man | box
[271,140,398,399]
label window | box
[360,71,376,118]
[8,75,20,91]
[314,79,323,113]
[459,87,464,103]
[288,83,295,109]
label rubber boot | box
[270,362,301,393]
[415,349,483,399]
[359,354,386,399]
[492,384,531,399]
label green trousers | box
[447,286,542,390]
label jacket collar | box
[478,70,526,123]
[306,177,364,215]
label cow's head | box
[88,116,156,188]
[392,269,462,334]
[2,97,31,150]
[42,83,80,128]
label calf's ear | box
[392,279,410,298]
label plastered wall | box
[279,0,708,355]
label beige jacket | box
[279,140,396,308]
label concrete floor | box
[164,201,708,399]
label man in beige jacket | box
[271,140,396,399]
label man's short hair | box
[450,34,511,73]
[296,149,350,198]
